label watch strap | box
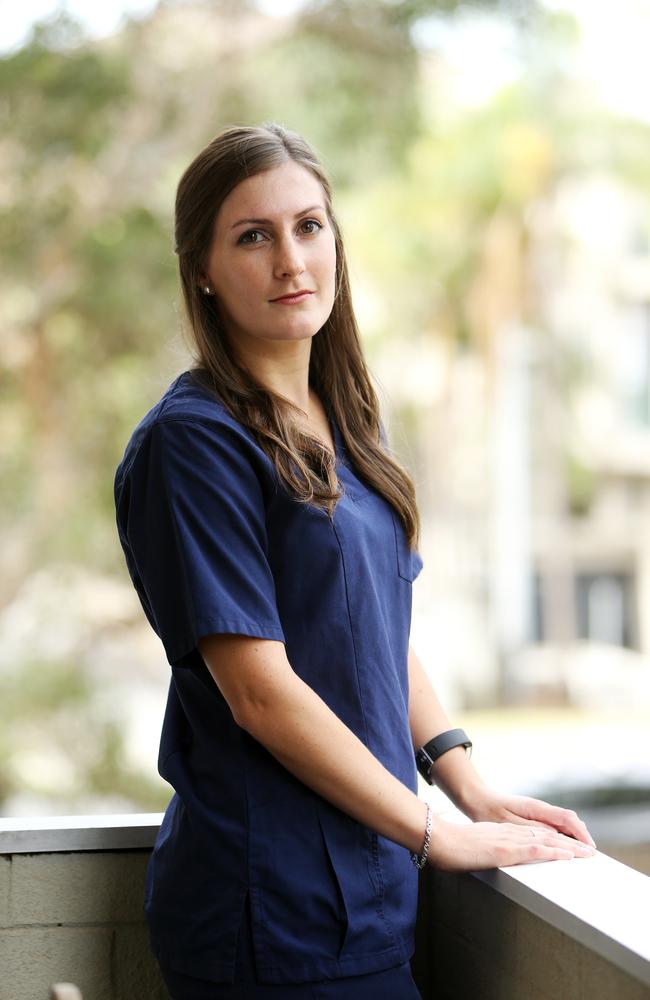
[415,728,472,785]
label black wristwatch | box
[415,728,473,785]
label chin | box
[268,327,319,343]
[269,315,327,340]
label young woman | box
[114,123,596,1000]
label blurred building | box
[404,173,650,716]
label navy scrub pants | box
[157,893,422,1000]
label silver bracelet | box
[410,802,433,870]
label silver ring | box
[530,828,537,838]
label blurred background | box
[1,0,649,874]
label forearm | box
[407,643,487,815]
[239,672,429,855]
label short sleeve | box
[115,417,285,666]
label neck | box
[231,336,314,416]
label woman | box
[113,122,596,1000]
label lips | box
[270,290,314,303]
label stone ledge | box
[475,846,650,988]
[0,814,163,855]
[428,806,650,993]
[2,811,649,996]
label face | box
[202,159,337,353]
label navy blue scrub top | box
[113,369,424,986]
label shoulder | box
[114,370,269,493]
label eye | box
[238,229,267,245]
[300,219,323,234]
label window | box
[575,571,636,649]
[531,569,637,649]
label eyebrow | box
[230,204,326,230]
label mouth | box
[269,290,314,304]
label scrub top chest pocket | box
[335,431,423,585]
[391,509,423,583]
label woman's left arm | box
[407,644,597,848]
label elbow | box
[230,699,256,733]
[229,690,276,736]
[231,678,300,742]
[197,633,295,735]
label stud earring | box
[203,286,211,295]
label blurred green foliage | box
[0,655,169,810]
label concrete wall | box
[0,850,166,1000]
[1,837,649,1000]
[412,866,650,1000]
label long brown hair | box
[174,122,420,548]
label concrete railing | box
[413,842,650,1000]
[1,814,649,1000]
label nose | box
[273,232,305,279]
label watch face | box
[415,748,434,784]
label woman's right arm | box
[198,633,596,871]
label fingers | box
[524,822,557,834]
[556,808,597,848]
[432,820,598,873]
[517,797,597,849]
[517,826,596,865]
[538,808,597,849]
